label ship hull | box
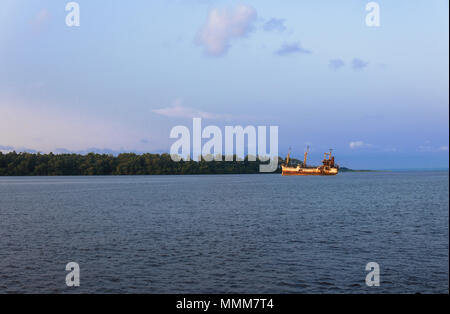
[281,166,338,176]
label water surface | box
[0,172,448,293]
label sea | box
[0,171,448,293]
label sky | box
[0,0,448,169]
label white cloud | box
[153,99,227,119]
[153,105,213,119]
[275,42,312,56]
[351,58,369,70]
[0,145,14,154]
[349,141,371,149]
[329,58,345,70]
[418,144,450,152]
[263,18,287,32]
[196,5,257,56]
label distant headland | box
[0,152,370,176]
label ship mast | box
[303,145,309,167]
[285,147,291,166]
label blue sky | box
[0,0,448,169]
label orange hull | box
[282,171,337,176]
[281,166,338,176]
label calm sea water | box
[0,172,448,294]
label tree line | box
[0,152,292,176]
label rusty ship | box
[281,147,339,176]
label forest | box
[0,152,290,176]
